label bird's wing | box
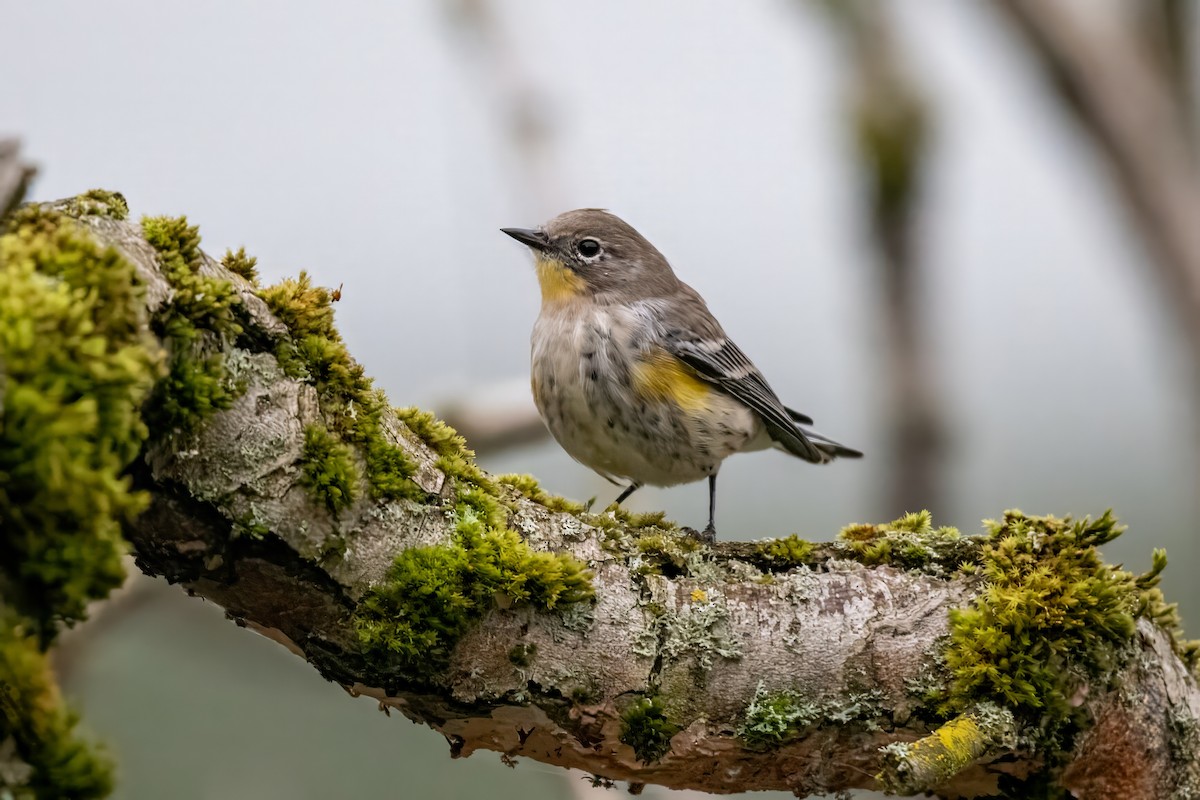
[784,405,814,426]
[654,289,826,463]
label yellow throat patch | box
[535,254,587,304]
[631,348,712,412]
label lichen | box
[1168,707,1200,799]
[635,591,741,673]
[837,510,975,574]
[738,681,887,750]
[353,496,593,680]
[141,215,243,435]
[738,682,824,750]
[619,697,680,764]
[877,703,1015,795]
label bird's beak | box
[501,227,552,252]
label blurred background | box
[4,0,1200,797]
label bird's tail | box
[777,406,862,463]
[800,428,863,461]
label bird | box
[501,209,860,539]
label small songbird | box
[502,209,860,539]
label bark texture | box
[31,207,1200,797]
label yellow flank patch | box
[631,348,712,412]
[535,254,587,304]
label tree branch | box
[992,0,1200,380]
[5,198,1199,797]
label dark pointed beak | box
[501,227,551,252]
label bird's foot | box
[681,525,717,545]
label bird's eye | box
[577,239,601,258]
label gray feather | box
[655,285,861,465]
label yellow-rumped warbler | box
[502,209,861,538]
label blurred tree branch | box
[4,198,1197,798]
[1137,0,1194,138]
[993,0,1200,387]
[819,2,949,519]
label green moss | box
[0,589,115,799]
[603,504,676,531]
[396,406,470,460]
[494,473,586,514]
[220,246,259,284]
[1135,548,1200,668]
[259,273,422,504]
[619,697,680,764]
[394,407,505,496]
[353,499,593,679]
[837,510,974,573]
[63,189,129,221]
[753,535,817,571]
[300,424,359,514]
[508,643,538,667]
[633,532,702,576]
[0,207,157,638]
[570,683,600,705]
[141,215,242,435]
[943,510,1189,734]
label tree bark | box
[32,209,1200,797]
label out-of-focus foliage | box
[0,197,158,798]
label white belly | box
[530,303,759,486]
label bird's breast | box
[531,306,632,411]
[530,306,760,486]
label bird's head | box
[502,209,678,304]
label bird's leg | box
[614,482,641,506]
[697,473,718,543]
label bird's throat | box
[535,255,587,304]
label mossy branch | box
[3,194,1199,799]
